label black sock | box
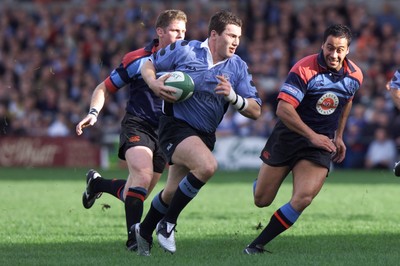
[94,178,126,201]
[125,187,147,234]
[140,191,169,238]
[164,173,204,224]
[250,209,294,247]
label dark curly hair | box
[208,10,242,36]
[323,24,353,46]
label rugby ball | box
[163,71,194,102]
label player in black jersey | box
[75,9,187,251]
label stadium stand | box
[1,0,399,169]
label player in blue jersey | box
[386,70,400,110]
[386,70,400,176]
[134,10,262,256]
[243,24,363,254]
[75,10,187,251]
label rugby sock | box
[250,202,301,247]
[93,178,126,202]
[125,187,147,234]
[140,191,169,238]
[164,173,204,224]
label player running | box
[244,24,363,254]
[386,69,400,176]
[75,10,187,251]
[135,10,262,256]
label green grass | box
[1,167,400,265]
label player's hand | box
[76,115,97,136]
[331,138,346,163]
[214,75,232,97]
[152,74,177,103]
[310,133,337,154]
[386,81,392,91]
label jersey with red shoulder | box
[277,51,363,138]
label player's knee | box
[291,196,313,211]
[198,158,218,178]
[254,196,273,208]
[132,172,153,188]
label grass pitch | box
[1,167,399,265]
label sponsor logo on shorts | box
[167,143,173,151]
[316,92,338,115]
[262,150,270,160]
[129,135,140,142]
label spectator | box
[365,127,397,169]
[0,101,11,135]
[48,113,70,137]
[0,0,399,171]
[340,103,368,168]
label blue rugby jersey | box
[389,69,400,89]
[277,51,363,139]
[104,40,161,127]
[150,39,262,133]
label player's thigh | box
[172,136,217,178]
[291,160,327,209]
[254,163,289,206]
[125,146,154,187]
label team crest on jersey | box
[221,73,230,81]
[316,92,338,115]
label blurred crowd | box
[1,0,400,169]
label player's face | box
[215,24,241,61]
[158,20,186,48]
[321,35,349,71]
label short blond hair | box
[155,10,187,29]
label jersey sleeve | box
[151,40,190,72]
[278,72,307,108]
[104,49,149,93]
[277,55,317,108]
[234,61,262,106]
[390,70,400,90]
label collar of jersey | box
[317,50,356,75]
[201,39,229,68]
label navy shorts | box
[158,115,216,165]
[118,113,166,173]
[260,125,332,171]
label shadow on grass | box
[2,233,400,266]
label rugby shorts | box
[158,115,216,164]
[119,113,166,173]
[260,127,332,171]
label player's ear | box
[156,27,164,37]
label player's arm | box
[386,70,400,110]
[141,60,177,102]
[332,100,352,163]
[75,82,108,136]
[238,98,261,119]
[276,100,336,153]
[390,89,400,110]
[387,79,400,110]
[215,75,261,119]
